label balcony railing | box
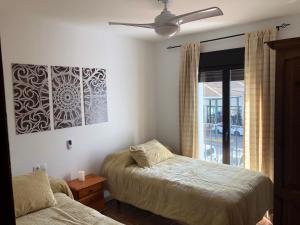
[201,123,244,167]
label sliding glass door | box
[199,71,223,163]
[198,48,245,166]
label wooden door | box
[268,38,300,225]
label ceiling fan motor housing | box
[154,10,179,37]
[108,0,223,38]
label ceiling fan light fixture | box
[108,0,223,38]
[155,24,179,37]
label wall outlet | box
[32,165,40,172]
[40,162,48,172]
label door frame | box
[0,40,16,224]
[199,48,245,164]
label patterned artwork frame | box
[12,63,51,134]
[82,67,108,125]
[51,66,82,129]
[12,63,109,134]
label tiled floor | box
[102,200,273,225]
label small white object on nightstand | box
[78,170,85,181]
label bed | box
[14,174,123,225]
[16,192,122,225]
[101,150,273,225]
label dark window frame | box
[199,48,245,165]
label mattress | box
[101,150,273,225]
[16,193,123,225]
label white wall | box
[2,10,300,179]
[154,14,300,153]
[0,15,156,179]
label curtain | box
[244,28,277,180]
[179,43,201,158]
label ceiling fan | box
[108,0,223,38]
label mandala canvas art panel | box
[82,68,108,125]
[12,63,51,134]
[51,66,82,129]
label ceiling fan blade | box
[108,22,155,29]
[170,7,223,25]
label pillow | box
[130,139,174,168]
[164,145,176,153]
[49,176,74,199]
[13,171,57,217]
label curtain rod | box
[166,23,290,50]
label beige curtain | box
[244,28,277,180]
[179,43,201,158]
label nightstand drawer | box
[79,191,103,206]
[78,183,102,199]
[67,174,107,211]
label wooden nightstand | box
[68,174,106,212]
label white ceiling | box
[1,0,300,40]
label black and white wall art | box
[12,64,51,134]
[11,63,108,134]
[82,68,108,125]
[51,66,82,129]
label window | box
[198,48,245,166]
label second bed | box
[101,150,273,225]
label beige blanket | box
[49,176,74,199]
[101,150,273,225]
[16,193,123,225]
